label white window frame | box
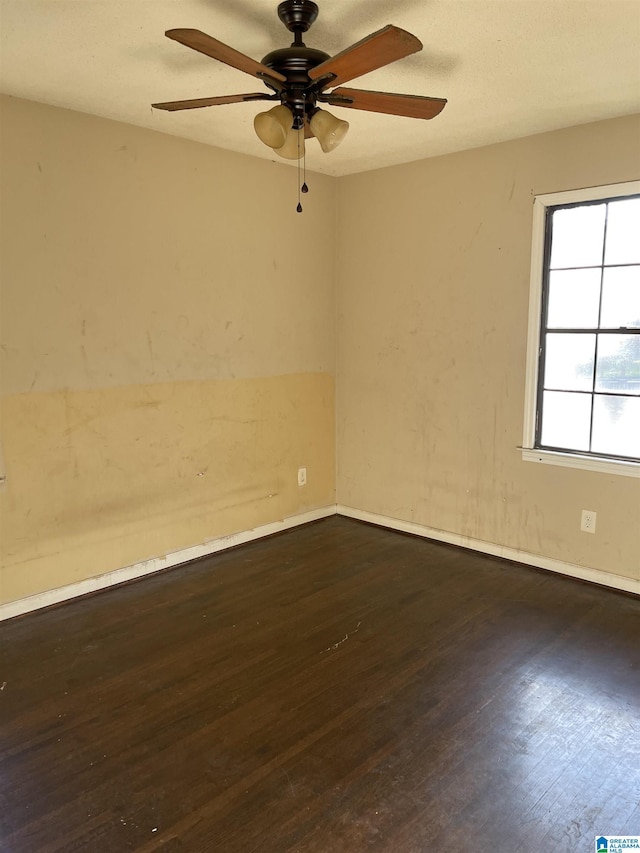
[522,180,640,479]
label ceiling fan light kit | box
[152,0,447,206]
[254,103,348,158]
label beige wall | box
[0,96,336,604]
[2,98,638,608]
[337,115,640,582]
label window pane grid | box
[549,262,639,271]
[536,193,640,462]
[538,387,640,400]
[543,329,640,334]
[588,207,607,446]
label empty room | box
[1,1,639,851]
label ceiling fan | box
[152,0,447,160]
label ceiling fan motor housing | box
[262,2,330,128]
[260,45,330,127]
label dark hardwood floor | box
[1,516,638,852]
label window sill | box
[521,448,640,478]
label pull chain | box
[301,143,308,195]
[296,128,303,213]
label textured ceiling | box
[1,0,640,176]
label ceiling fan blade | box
[309,25,422,87]
[152,93,273,111]
[165,29,286,83]
[324,87,447,120]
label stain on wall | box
[336,114,640,581]
[2,96,638,606]
[1,374,334,602]
[0,96,336,604]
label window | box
[523,182,640,477]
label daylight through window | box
[525,184,640,471]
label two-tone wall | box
[1,97,639,612]
[0,96,336,605]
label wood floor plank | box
[1,517,638,852]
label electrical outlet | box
[298,467,307,487]
[581,509,597,534]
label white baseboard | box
[3,502,636,621]
[0,505,337,622]
[337,505,640,596]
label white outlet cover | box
[298,467,307,487]
[581,509,597,533]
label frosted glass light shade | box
[254,105,293,149]
[273,126,305,160]
[309,109,349,153]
